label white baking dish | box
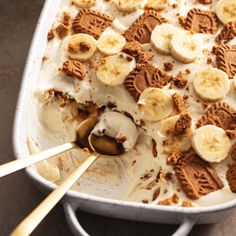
[13,0,236,235]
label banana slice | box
[169,31,198,64]
[193,68,230,102]
[66,34,97,61]
[192,125,231,163]
[73,0,96,8]
[151,23,181,55]
[216,0,236,24]
[138,88,173,121]
[145,0,169,11]
[96,53,136,86]
[98,29,126,55]
[114,0,140,13]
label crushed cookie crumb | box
[182,201,193,207]
[167,151,181,165]
[42,55,49,61]
[207,58,213,65]
[185,69,191,74]
[142,200,149,204]
[158,198,172,205]
[47,29,55,41]
[201,102,209,110]
[172,4,178,9]
[178,16,186,27]
[172,72,188,88]
[56,24,69,38]
[156,168,162,182]
[175,114,192,135]
[164,172,172,181]
[152,187,161,201]
[172,93,185,113]
[151,139,158,158]
[140,173,152,180]
[63,12,71,26]
[164,62,173,72]
[172,193,179,204]
[132,160,137,166]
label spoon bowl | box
[75,116,126,157]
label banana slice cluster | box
[193,68,230,102]
[151,23,181,55]
[66,33,97,61]
[97,29,126,55]
[138,88,173,121]
[96,53,136,86]
[151,24,198,64]
[114,0,140,13]
[73,0,97,8]
[216,0,236,24]
[192,125,231,163]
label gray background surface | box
[0,0,236,235]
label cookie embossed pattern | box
[12,0,236,235]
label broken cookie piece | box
[174,149,223,199]
[172,72,188,89]
[124,10,167,44]
[174,114,192,135]
[216,45,236,79]
[56,24,69,38]
[184,8,218,34]
[172,93,185,113]
[72,9,113,39]
[122,41,154,63]
[216,22,236,43]
[226,164,236,193]
[62,60,86,80]
[196,101,236,130]
[124,62,172,101]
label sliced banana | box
[138,88,173,122]
[73,0,96,8]
[151,23,181,55]
[114,0,140,13]
[169,31,198,64]
[192,125,231,163]
[96,53,136,86]
[145,0,169,11]
[216,0,236,24]
[193,68,230,102]
[66,34,97,61]
[97,29,126,55]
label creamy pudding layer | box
[30,0,236,206]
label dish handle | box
[64,201,89,236]
[63,201,197,236]
[172,217,197,236]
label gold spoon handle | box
[0,142,76,178]
[11,153,98,236]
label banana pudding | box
[31,0,236,207]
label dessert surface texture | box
[30,0,236,207]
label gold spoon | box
[10,117,128,236]
[0,117,122,178]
